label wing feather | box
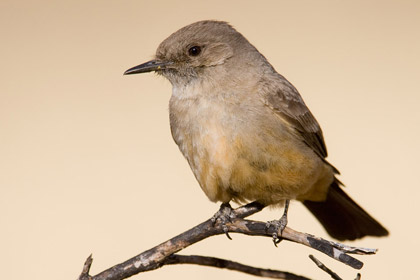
[262,76,328,158]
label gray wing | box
[263,77,328,158]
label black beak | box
[124,60,172,75]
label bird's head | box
[124,20,259,86]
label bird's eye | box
[188,46,202,56]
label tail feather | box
[303,181,389,241]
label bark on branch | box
[77,202,377,280]
[164,254,312,280]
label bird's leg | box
[266,199,290,246]
[211,202,236,240]
[279,199,290,232]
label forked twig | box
[77,202,378,280]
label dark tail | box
[303,181,389,241]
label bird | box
[124,20,388,241]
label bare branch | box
[78,254,93,280]
[77,202,378,280]
[309,255,343,280]
[328,241,377,255]
[82,202,265,280]
[164,254,313,280]
[227,219,368,269]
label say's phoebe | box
[124,20,388,241]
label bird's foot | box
[265,215,288,246]
[211,202,236,240]
[265,200,290,246]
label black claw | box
[222,224,232,240]
[211,203,236,240]
[265,220,282,246]
[271,230,282,247]
[273,237,282,247]
[272,232,278,247]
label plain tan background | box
[1,0,419,279]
